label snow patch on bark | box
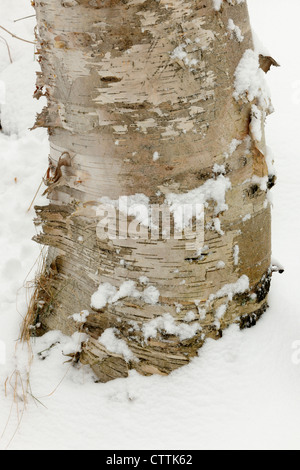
[62,333,89,356]
[216,304,228,321]
[214,218,224,236]
[242,214,251,222]
[171,44,198,70]
[184,311,197,322]
[91,281,160,310]
[214,304,228,329]
[233,49,272,111]
[252,175,268,191]
[213,0,223,10]
[217,261,226,269]
[213,0,245,11]
[233,245,240,266]
[213,164,226,174]
[99,175,231,234]
[224,138,243,159]
[227,19,244,42]
[166,175,232,229]
[142,286,161,305]
[98,328,137,363]
[210,275,250,303]
[250,104,263,142]
[142,314,202,342]
[70,310,90,324]
[265,146,276,177]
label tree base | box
[27,266,271,382]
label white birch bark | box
[31,0,273,381]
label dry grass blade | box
[1,251,49,448]
[14,14,36,23]
[0,25,35,45]
[0,35,12,63]
[20,253,49,342]
[27,172,47,213]
[1,362,31,448]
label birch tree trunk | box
[31,0,273,382]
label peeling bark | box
[30,0,273,381]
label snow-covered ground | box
[0,0,299,450]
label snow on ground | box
[0,0,299,450]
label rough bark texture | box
[31,0,272,381]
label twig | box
[0,25,35,45]
[14,15,36,23]
[0,35,12,63]
[27,172,47,213]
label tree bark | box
[31,0,272,381]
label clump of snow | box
[70,310,89,324]
[153,151,160,162]
[233,49,272,111]
[127,320,140,333]
[111,280,138,304]
[252,175,268,191]
[91,282,118,310]
[228,19,244,42]
[215,304,228,329]
[213,218,225,236]
[224,138,243,159]
[210,275,250,303]
[98,328,137,363]
[217,261,226,269]
[213,163,226,174]
[141,285,160,305]
[91,281,160,310]
[166,175,232,230]
[265,146,276,177]
[62,332,89,356]
[142,314,202,342]
[216,304,228,321]
[227,0,246,5]
[233,245,240,266]
[184,311,197,323]
[195,301,207,321]
[171,43,198,69]
[250,104,263,141]
[242,214,251,222]
[175,303,183,313]
[229,138,243,155]
[213,0,245,11]
[202,275,250,328]
[213,0,223,11]
[203,276,249,325]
